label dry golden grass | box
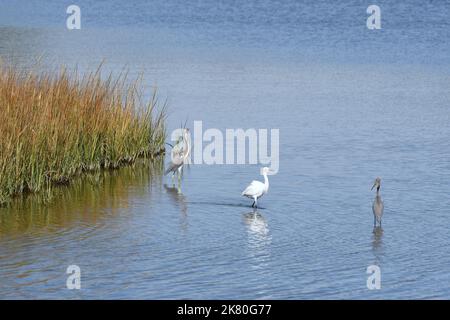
[0,64,166,205]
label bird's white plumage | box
[242,167,270,208]
[242,180,266,198]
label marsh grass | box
[0,64,166,205]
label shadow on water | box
[188,201,266,210]
[0,159,163,238]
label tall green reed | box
[0,64,166,205]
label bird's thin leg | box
[254,198,258,209]
[373,215,376,228]
[379,219,382,228]
[176,172,181,193]
[251,201,255,208]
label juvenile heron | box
[242,167,271,208]
[165,128,190,185]
[371,177,384,227]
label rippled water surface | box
[0,0,450,299]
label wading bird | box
[242,167,271,208]
[165,128,190,186]
[371,177,384,227]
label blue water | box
[0,0,449,299]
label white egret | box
[371,177,384,227]
[165,128,190,186]
[242,167,271,208]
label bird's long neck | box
[263,173,269,190]
[376,186,380,196]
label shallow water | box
[0,0,450,299]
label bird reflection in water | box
[371,226,384,266]
[164,184,188,230]
[243,209,272,270]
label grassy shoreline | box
[0,64,166,206]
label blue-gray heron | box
[164,128,190,186]
[371,177,384,227]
